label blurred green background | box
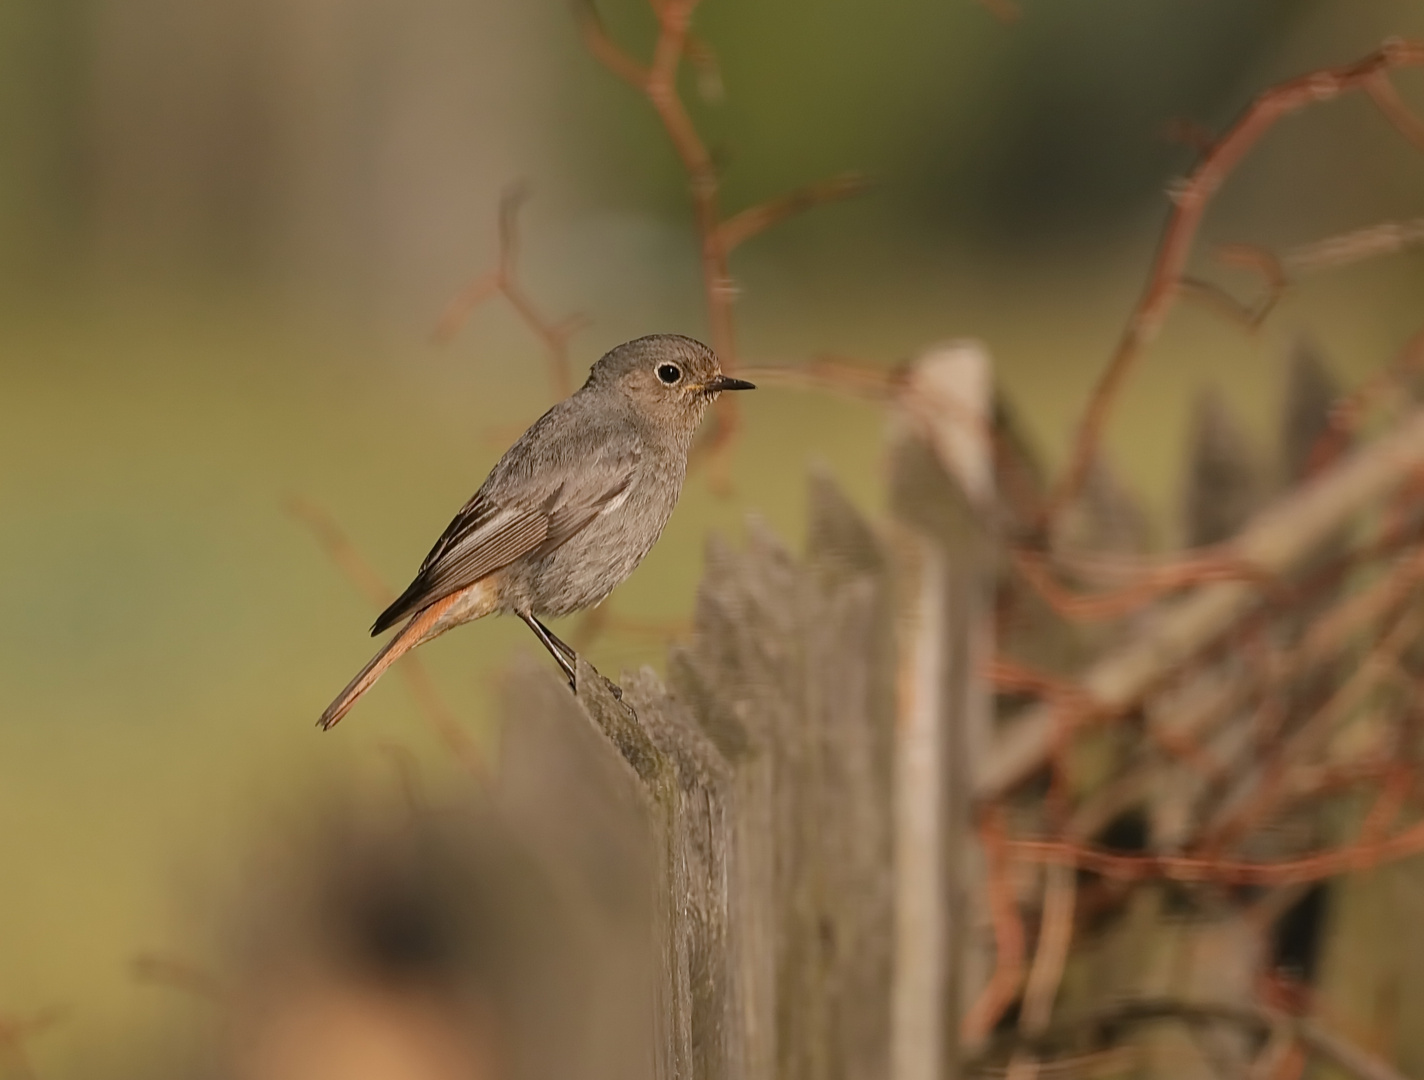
[1,0,1422,1072]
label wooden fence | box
[492,340,1424,1080]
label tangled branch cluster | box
[961,38,1424,1080]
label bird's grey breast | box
[500,395,689,617]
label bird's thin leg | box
[533,616,577,663]
[519,611,577,687]
[524,613,628,702]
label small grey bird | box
[319,334,753,729]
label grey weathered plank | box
[1182,388,1263,548]
[498,465,902,1080]
[669,488,898,1080]
[887,347,995,1080]
[1281,336,1339,484]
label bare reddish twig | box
[1009,815,1424,888]
[971,0,1022,24]
[1010,546,1267,623]
[1284,217,1424,275]
[0,1006,66,1080]
[987,655,1094,713]
[1162,117,1217,155]
[1362,63,1424,152]
[435,183,590,400]
[963,810,1027,1045]
[284,496,490,781]
[377,741,430,816]
[1178,242,1288,330]
[1199,606,1424,851]
[1357,763,1415,845]
[1005,864,1079,1080]
[131,954,227,1002]
[1304,329,1424,478]
[1048,39,1424,528]
[576,0,868,474]
[739,356,898,403]
[718,173,871,251]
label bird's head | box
[585,334,754,434]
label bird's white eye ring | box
[656,363,682,385]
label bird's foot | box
[571,663,624,702]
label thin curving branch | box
[575,0,868,470]
[284,496,490,781]
[718,172,871,252]
[0,1006,68,1080]
[1047,39,1424,528]
[980,999,1414,1080]
[435,183,590,400]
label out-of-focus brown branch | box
[1048,39,1424,528]
[585,0,736,464]
[1304,330,1424,481]
[131,954,227,1003]
[1010,547,1266,623]
[1004,864,1079,1080]
[963,811,1027,1045]
[1285,217,1424,275]
[376,741,430,816]
[1008,816,1424,888]
[1363,65,1424,152]
[739,356,898,402]
[1249,1022,1303,1080]
[575,0,724,97]
[718,173,871,251]
[983,403,1424,801]
[573,0,648,88]
[1182,242,1288,331]
[1181,216,1424,345]
[576,0,867,474]
[1357,762,1415,845]
[284,496,489,782]
[0,1006,67,1080]
[993,999,1412,1080]
[1162,117,1218,155]
[1198,607,1424,850]
[987,655,1094,713]
[1059,536,1424,845]
[435,184,589,400]
[971,0,1022,24]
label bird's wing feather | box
[371,425,641,634]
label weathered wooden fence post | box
[888,343,995,1080]
[493,343,995,1080]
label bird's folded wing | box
[370,450,637,635]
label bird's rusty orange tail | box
[318,593,459,730]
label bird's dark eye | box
[656,363,682,385]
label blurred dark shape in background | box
[133,777,655,1080]
[0,0,1354,311]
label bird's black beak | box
[702,374,756,395]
